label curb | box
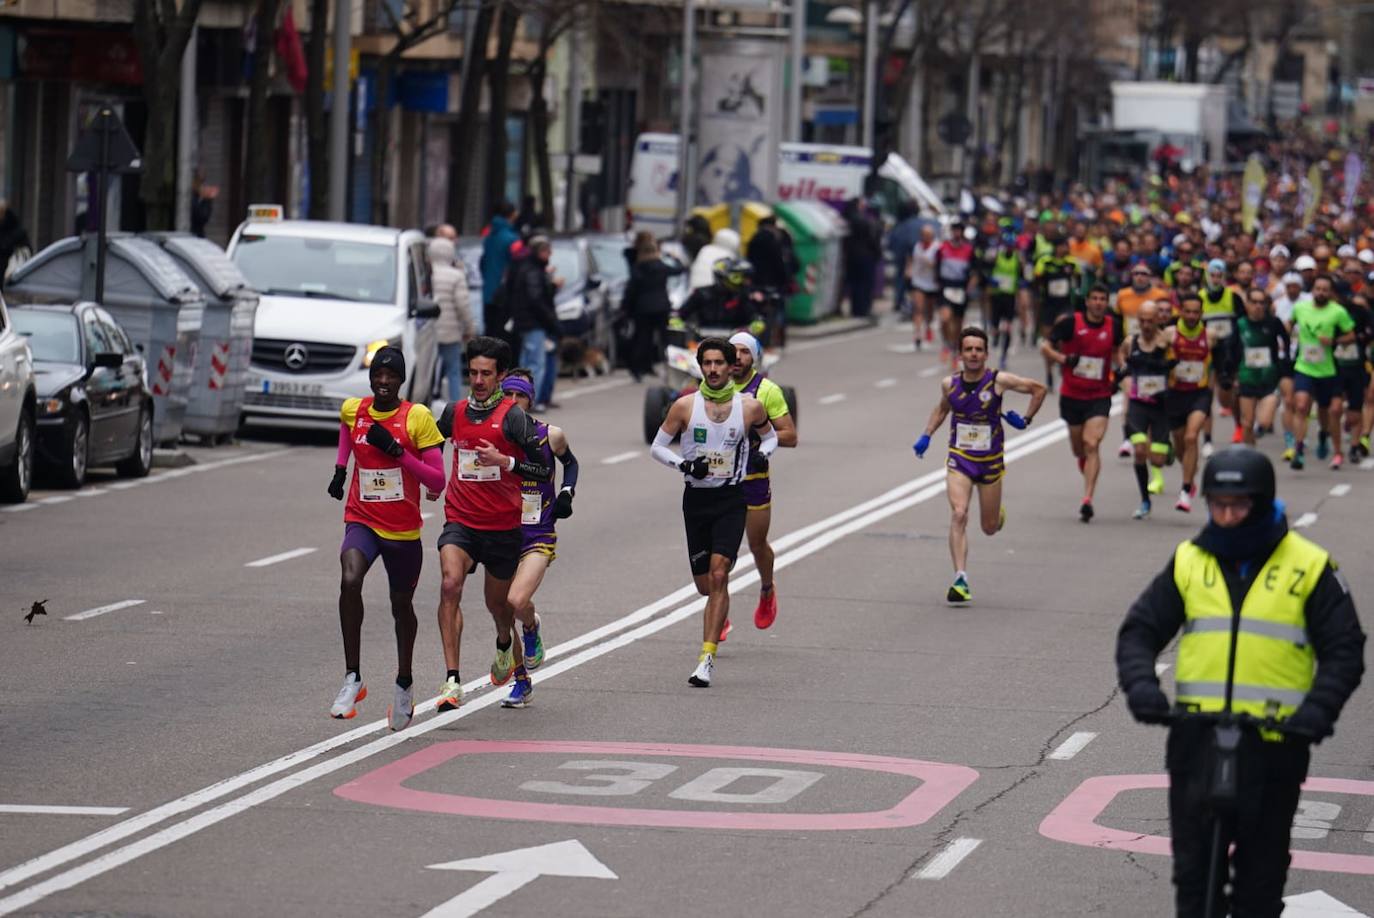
[152,449,197,469]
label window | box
[96,309,133,354]
[410,240,433,301]
[83,312,112,356]
[232,235,399,304]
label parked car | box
[0,293,37,502]
[549,236,612,359]
[10,302,154,487]
[227,206,440,431]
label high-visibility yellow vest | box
[1173,532,1326,723]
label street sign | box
[421,840,616,917]
[938,112,972,146]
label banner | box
[696,40,785,206]
[1241,156,1265,234]
[1302,162,1323,228]
[1344,151,1362,213]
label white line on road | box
[1364,814,1374,844]
[1330,483,1352,497]
[918,365,942,378]
[72,488,105,498]
[818,393,848,405]
[887,343,917,354]
[874,377,898,388]
[1361,458,1374,470]
[1047,732,1098,761]
[0,416,1081,914]
[244,548,318,568]
[1294,512,1318,529]
[0,806,129,817]
[600,450,641,465]
[914,838,982,880]
[63,600,146,622]
[556,377,633,400]
[0,504,36,513]
[38,495,74,505]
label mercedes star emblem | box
[283,343,309,370]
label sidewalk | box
[787,294,897,340]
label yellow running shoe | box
[491,645,515,686]
[1147,466,1165,495]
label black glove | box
[1063,353,1080,370]
[365,422,404,458]
[553,489,574,520]
[328,466,348,501]
[1125,682,1171,725]
[679,455,711,480]
[747,450,770,475]
[1283,703,1334,743]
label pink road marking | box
[334,740,979,831]
[1039,773,1374,875]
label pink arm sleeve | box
[335,424,351,466]
[399,446,446,491]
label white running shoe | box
[1201,439,1215,460]
[1117,440,1132,458]
[387,683,414,732]
[435,677,463,712]
[688,653,714,687]
[1175,488,1193,513]
[330,673,367,719]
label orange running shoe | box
[718,618,733,643]
[754,589,778,629]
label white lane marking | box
[887,343,917,354]
[600,450,641,465]
[1329,483,1352,497]
[244,547,318,568]
[914,838,982,880]
[818,393,848,405]
[63,600,146,622]
[1155,662,1171,676]
[0,806,129,817]
[0,417,1080,911]
[1294,512,1318,529]
[1047,732,1098,761]
[1364,813,1374,844]
[104,481,143,491]
[72,488,105,498]
[0,504,36,513]
[38,495,74,505]
[556,377,633,400]
[874,377,898,388]
[424,840,617,918]
[148,610,164,615]
[1360,458,1374,470]
[918,365,943,378]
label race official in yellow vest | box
[1115,446,1364,918]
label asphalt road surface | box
[2,319,1372,918]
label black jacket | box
[625,258,686,318]
[1116,520,1365,732]
[504,255,561,337]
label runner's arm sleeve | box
[1301,562,1367,725]
[556,445,579,494]
[436,402,455,440]
[1046,314,1074,346]
[335,424,351,467]
[754,422,778,458]
[1276,320,1291,365]
[650,428,681,469]
[398,447,446,491]
[1115,559,1186,694]
[502,405,552,480]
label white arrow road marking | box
[63,600,145,622]
[422,840,616,918]
[818,393,848,405]
[1294,512,1318,529]
[914,837,982,879]
[600,450,641,465]
[244,547,318,568]
[1282,890,1370,917]
[1047,732,1097,761]
[0,806,128,816]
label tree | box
[483,1,521,220]
[246,0,289,203]
[447,1,496,231]
[131,0,206,230]
[304,0,330,217]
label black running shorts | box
[682,484,747,576]
[438,521,522,581]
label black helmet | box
[369,345,407,382]
[1201,446,1275,505]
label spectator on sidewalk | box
[507,236,562,410]
[428,235,474,403]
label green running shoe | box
[946,575,972,605]
[491,645,515,686]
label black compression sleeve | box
[437,402,455,439]
[556,444,579,492]
[503,405,552,480]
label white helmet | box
[1294,254,1318,272]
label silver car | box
[0,293,37,502]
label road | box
[2,319,1372,917]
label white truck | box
[1110,81,1227,169]
[626,133,945,236]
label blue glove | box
[913,434,931,458]
[1002,411,1030,430]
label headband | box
[501,377,536,400]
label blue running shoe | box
[946,575,971,604]
[1283,430,1295,451]
[1317,432,1331,461]
[521,614,545,669]
[501,675,533,708]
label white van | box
[227,207,441,430]
[626,133,946,236]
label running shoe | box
[1175,488,1193,513]
[1219,406,1232,418]
[1362,435,1372,457]
[1351,443,1363,464]
[1330,453,1344,470]
[1230,426,1244,444]
[1201,438,1215,460]
[1282,446,1295,462]
[1290,451,1305,471]
[1079,500,1094,523]
[1165,443,1176,466]
[435,677,463,712]
[387,683,414,732]
[1117,440,1132,459]
[688,653,715,687]
[754,590,778,630]
[1317,432,1331,460]
[1284,430,1295,451]
[1133,500,1151,520]
[330,673,367,720]
[522,615,545,669]
[1147,466,1165,495]
[997,505,1007,532]
[718,618,733,643]
[501,675,534,708]
[491,645,515,686]
[946,575,971,605]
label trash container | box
[144,233,259,443]
[6,234,205,445]
[774,202,848,324]
[738,201,774,251]
[690,204,730,237]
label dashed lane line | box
[914,838,982,879]
[244,547,318,568]
[1294,512,1318,529]
[600,450,642,465]
[918,365,942,378]
[1330,483,1352,497]
[874,378,899,388]
[1047,732,1098,761]
[0,806,129,817]
[63,600,146,622]
[818,393,848,405]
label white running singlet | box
[681,392,748,488]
